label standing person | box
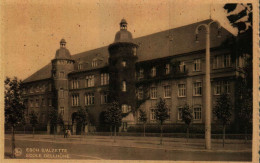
[64,129,68,138]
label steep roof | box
[23,19,233,83]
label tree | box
[223,3,252,81]
[105,101,122,142]
[75,107,88,135]
[138,109,148,137]
[29,111,38,138]
[155,98,169,145]
[5,77,26,158]
[181,104,193,141]
[57,113,64,133]
[237,87,252,143]
[49,107,58,138]
[223,3,252,137]
[213,94,232,147]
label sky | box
[1,0,240,80]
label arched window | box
[122,81,126,92]
[122,60,126,67]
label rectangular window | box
[193,59,201,71]
[194,107,202,120]
[36,85,39,92]
[237,55,245,67]
[101,73,109,85]
[214,81,222,95]
[59,89,64,98]
[150,108,156,120]
[92,60,98,67]
[86,75,95,87]
[223,81,230,94]
[60,107,64,115]
[78,64,83,70]
[71,78,79,89]
[122,104,130,113]
[59,71,65,78]
[139,69,144,79]
[72,94,79,106]
[150,87,157,99]
[180,61,186,72]
[101,92,108,104]
[137,87,143,100]
[213,54,232,69]
[214,81,230,95]
[165,64,170,75]
[224,55,231,67]
[193,82,202,96]
[85,93,94,105]
[35,99,39,107]
[164,85,171,98]
[178,108,182,120]
[151,66,156,77]
[213,55,222,69]
[178,84,186,97]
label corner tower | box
[108,19,138,130]
[51,39,75,131]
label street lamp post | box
[195,20,221,150]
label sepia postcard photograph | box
[1,0,259,162]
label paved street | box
[4,134,252,161]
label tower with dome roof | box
[50,39,75,133]
[108,19,138,131]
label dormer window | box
[165,64,170,75]
[180,61,186,72]
[92,59,98,67]
[78,63,83,70]
[151,66,156,77]
[139,69,144,79]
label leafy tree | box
[224,4,252,34]
[29,111,38,138]
[237,87,252,143]
[223,3,252,136]
[181,104,193,141]
[104,110,113,137]
[155,98,169,145]
[75,107,88,135]
[105,101,122,142]
[57,113,64,133]
[5,77,26,158]
[213,94,232,147]
[49,107,58,138]
[138,109,148,137]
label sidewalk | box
[5,134,252,153]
